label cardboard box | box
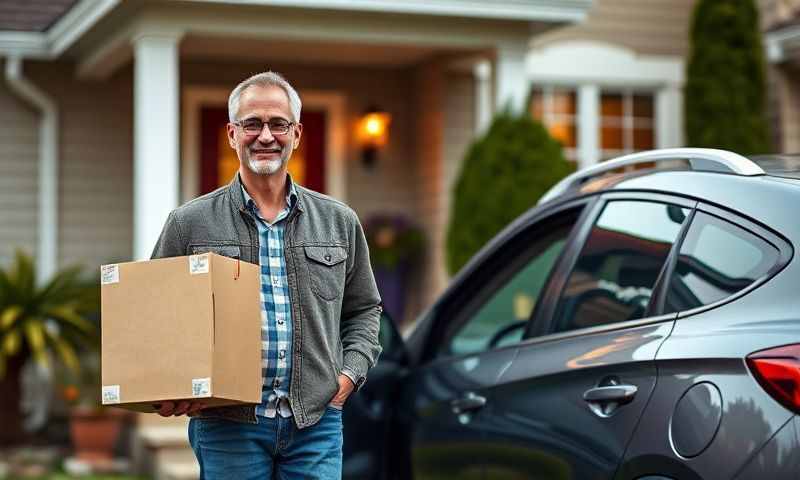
[100,253,262,412]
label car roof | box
[538,149,800,243]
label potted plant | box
[365,215,424,323]
[58,353,130,463]
[0,250,100,446]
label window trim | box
[533,192,697,337]
[668,203,793,320]
[420,198,592,363]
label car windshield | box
[749,154,800,179]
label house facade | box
[525,0,696,169]
[0,0,593,323]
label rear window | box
[663,212,780,313]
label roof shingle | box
[0,0,79,32]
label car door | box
[404,202,589,480]
[481,194,695,479]
[342,312,407,480]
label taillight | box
[747,344,800,414]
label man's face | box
[227,85,302,176]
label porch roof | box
[0,0,592,61]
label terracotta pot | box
[69,407,128,461]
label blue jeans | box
[188,406,343,479]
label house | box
[0,0,594,325]
[763,0,800,152]
[525,0,696,169]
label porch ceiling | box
[180,36,461,68]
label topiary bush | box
[685,0,770,154]
[445,112,575,275]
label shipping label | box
[101,264,119,285]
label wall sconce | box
[356,106,391,169]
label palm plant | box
[0,250,99,445]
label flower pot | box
[69,407,128,461]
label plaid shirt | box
[241,179,298,418]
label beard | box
[244,145,291,176]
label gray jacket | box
[151,174,382,428]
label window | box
[552,201,689,333]
[600,91,654,160]
[663,212,780,313]
[530,87,578,160]
[443,211,581,357]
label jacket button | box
[324,254,332,262]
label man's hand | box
[330,374,355,408]
[154,400,206,417]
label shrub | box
[685,0,770,154]
[445,112,575,275]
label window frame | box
[665,202,793,320]
[419,197,593,363]
[528,191,698,339]
[599,89,656,159]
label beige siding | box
[760,0,800,28]
[761,0,800,153]
[0,66,39,267]
[533,0,697,57]
[412,60,446,315]
[772,67,800,152]
[26,61,134,273]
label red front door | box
[199,107,327,195]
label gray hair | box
[228,71,302,123]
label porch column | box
[495,43,528,113]
[656,84,683,148]
[578,84,600,169]
[473,59,492,135]
[132,32,182,260]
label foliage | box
[685,0,770,154]
[365,215,425,269]
[445,112,575,275]
[0,250,100,379]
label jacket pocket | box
[190,244,241,259]
[304,246,347,301]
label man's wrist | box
[340,368,359,388]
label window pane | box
[664,212,780,313]
[446,213,580,356]
[549,119,577,148]
[552,90,576,115]
[553,201,689,333]
[530,89,544,119]
[602,126,624,150]
[601,93,624,117]
[633,94,654,118]
[633,127,654,150]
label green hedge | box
[445,112,574,275]
[685,0,770,154]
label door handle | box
[583,384,638,403]
[583,384,637,417]
[450,392,487,415]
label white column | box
[133,32,182,260]
[656,85,683,148]
[495,44,528,113]
[578,84,600,170]
[473,59,492,135]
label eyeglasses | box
[233,118,295,136]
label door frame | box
[182,86,347,202]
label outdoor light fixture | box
[357,106,391,168]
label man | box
[150,71,382,479]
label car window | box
[663,211,780,313]
[442,209,581,357]
[552,200,690,333]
